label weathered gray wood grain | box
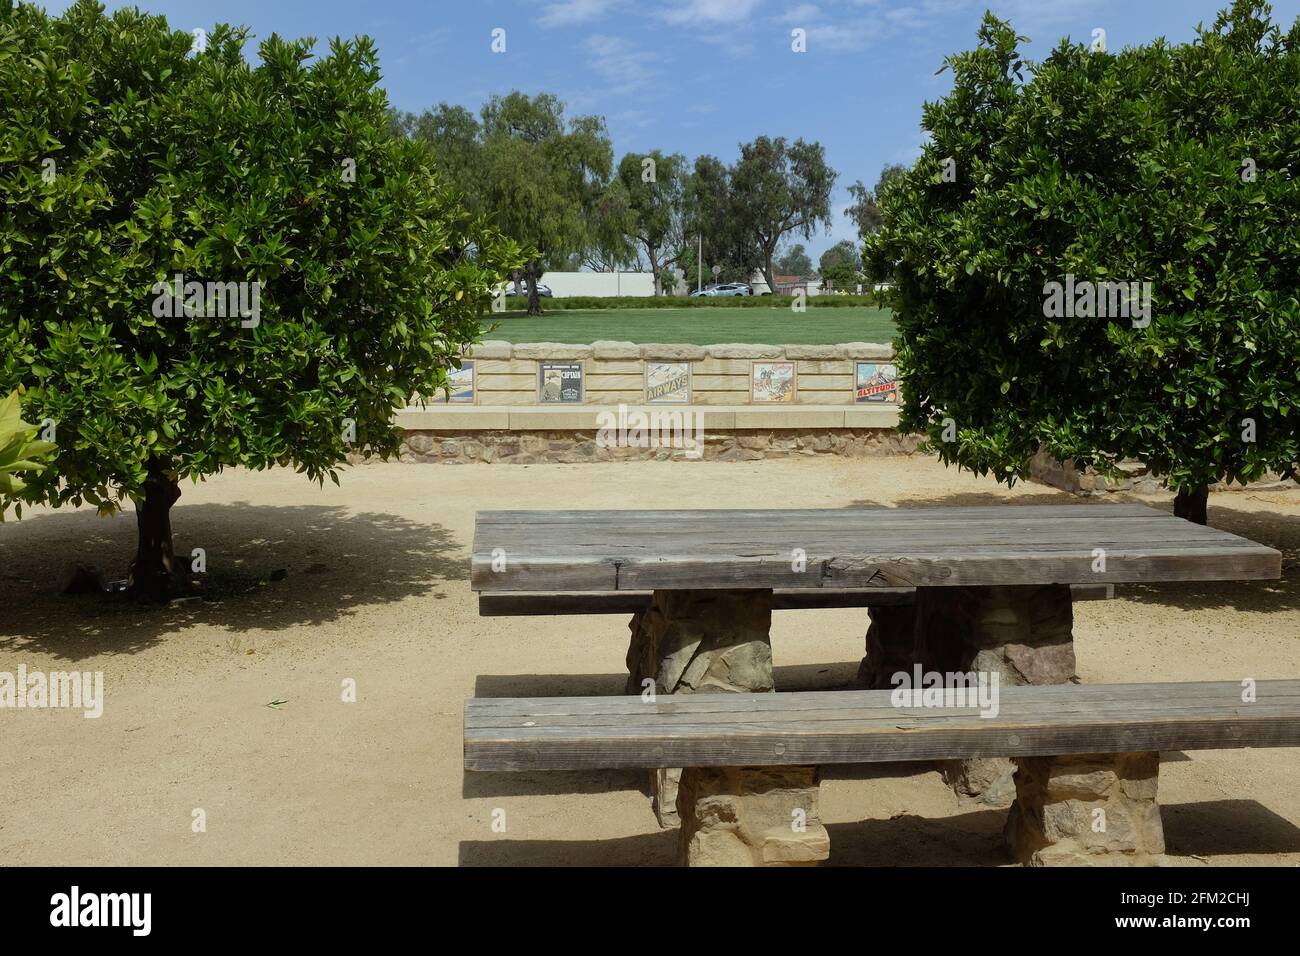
[471,505,1281,592]
[464,680,1300,771]
[477,583,1114,616]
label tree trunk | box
[649,246,662,296]
[1173,484,1209,525]
[129,462,182,601]
[762,247,776,294]
[525,262,542,316]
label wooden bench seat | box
[477,583,1114,617]
[465,680,1300,866]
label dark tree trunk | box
[1173,484,1209,525]
[526,262,542,316]
[129,462,182,601]
[649,246,661,296]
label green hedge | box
[536,293,888,310]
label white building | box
[521,271,657,297]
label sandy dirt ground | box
[1,457,1297,867]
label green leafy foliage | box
[865,2,1300,494]
[681,154,760,284]
[611,150,689,294]
[729,136,836,293]
[775,243,814,278]
[845,163,908,240]
[0,387,57,518]
[818,239,864,290]
[0,1,521,514]
[395,93,612,315]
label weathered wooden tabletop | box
[470,503,1281,593]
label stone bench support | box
[625,588,776,827]
[860,583,1078,805]
[678,766,830,867]
[1005,752,1167,866]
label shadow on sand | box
[456,799,1300,866]
[0,500,465,662]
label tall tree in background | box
[583,181,637,272]
[479,94,612,315]
[682,154,759,285]
[391,104,483,210]
[819,239,862,290]
[729,136,836,291]
[775,243,813,277]
[845,163,908,239]
[615,150,689,294]
[398,93,612,314]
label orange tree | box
[0,1,519,596]
[866,3,1299,522]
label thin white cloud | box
[805,23,873,50]
[538,0,620,27]
[782,3,823,22]
[659,0,766,26]
[770,0,1108,55]
[585,34,659,94]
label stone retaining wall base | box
[678,766,830,866]
[397,428,920,463]
[1005,752,1167,866]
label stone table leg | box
[678,766,830,867]
[912,584,1077,805]
[857,603,918,689]
[1004,752,1167,866]
[624,588,776,828]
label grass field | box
[485,306,896,345]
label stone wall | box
[396,427,921,464]
[1029,450,1297,496]
[432,340,896,406]
[388,339,911,463]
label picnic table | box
[468,503,1284,865]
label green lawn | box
[484,306,896,345]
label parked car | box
[504,282,553,298]
[690,282,752,297]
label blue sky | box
[45,0,1300,259]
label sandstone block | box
[640,343,708,361]
[706,343,785,359]
[1006,752,1165,866]
[678,766,829,866]
[590,340,642,359]
[511,342,593,360]
[467,340,512,359]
